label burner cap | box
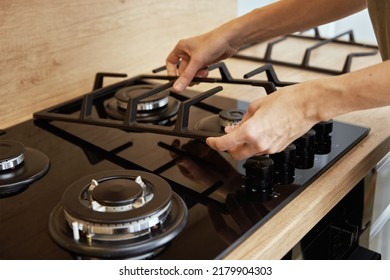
[61,170,173,223]
[219,108,245,128]
[194,108,246,133]
[105,84,180,124]
[0,140,50,196]
[91,179,143,207]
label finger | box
[224,124,236,133]
[223,107,253,134]
[209,117,273,159]
[178,60,198,88]
[237,101,260,125]
[173,58,204,93]
[227,144,264,161]
[206,126,245,152]
[208,135,266,160]
[195,69,209,78]
[177,58,188,75]
[165,52,180,77]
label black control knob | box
[269,143,296,185]
[243,156,274,202]
[293,129,316,169]
[312,120,333,154]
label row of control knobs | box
[244,120,333,202]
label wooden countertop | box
[0,0,237,129]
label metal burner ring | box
[219,108,246,128]
[0,140,25,171]
[117,96,169,111]
[115,85,170,111]
[65,201,171,241]
[60,170,175,242]
[49,172,189,259]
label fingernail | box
[225,126,234,133]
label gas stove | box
[0,29,376,260]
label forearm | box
[302,60,390,122]
[219,0,367,47]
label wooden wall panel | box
[0,0,236,129]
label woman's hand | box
[206,83,320,160]
[165,29,240,93]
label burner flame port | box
[88,177,150,213]
[219,108,246,128]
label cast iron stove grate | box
[233,27,379,75]
[33,62,290,140]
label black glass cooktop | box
[0,88,369,260]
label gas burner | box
[219,109,246,128]
[0,140,50,196]
[49,170,188,259]
[194,108,246,133]
[105,84,180,125]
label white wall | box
[237,0,377,44]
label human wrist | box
[301,78,347,123]
[212,18,247,50]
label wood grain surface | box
[1,1,389,260]
[0,0,236,129]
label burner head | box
[219,108,245,128]
[91,179,143,207]
[194,108,246,133]
[0,140,49,196]
[115,85,169,111]
[105,84,180,124]
[49,170,188,259]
